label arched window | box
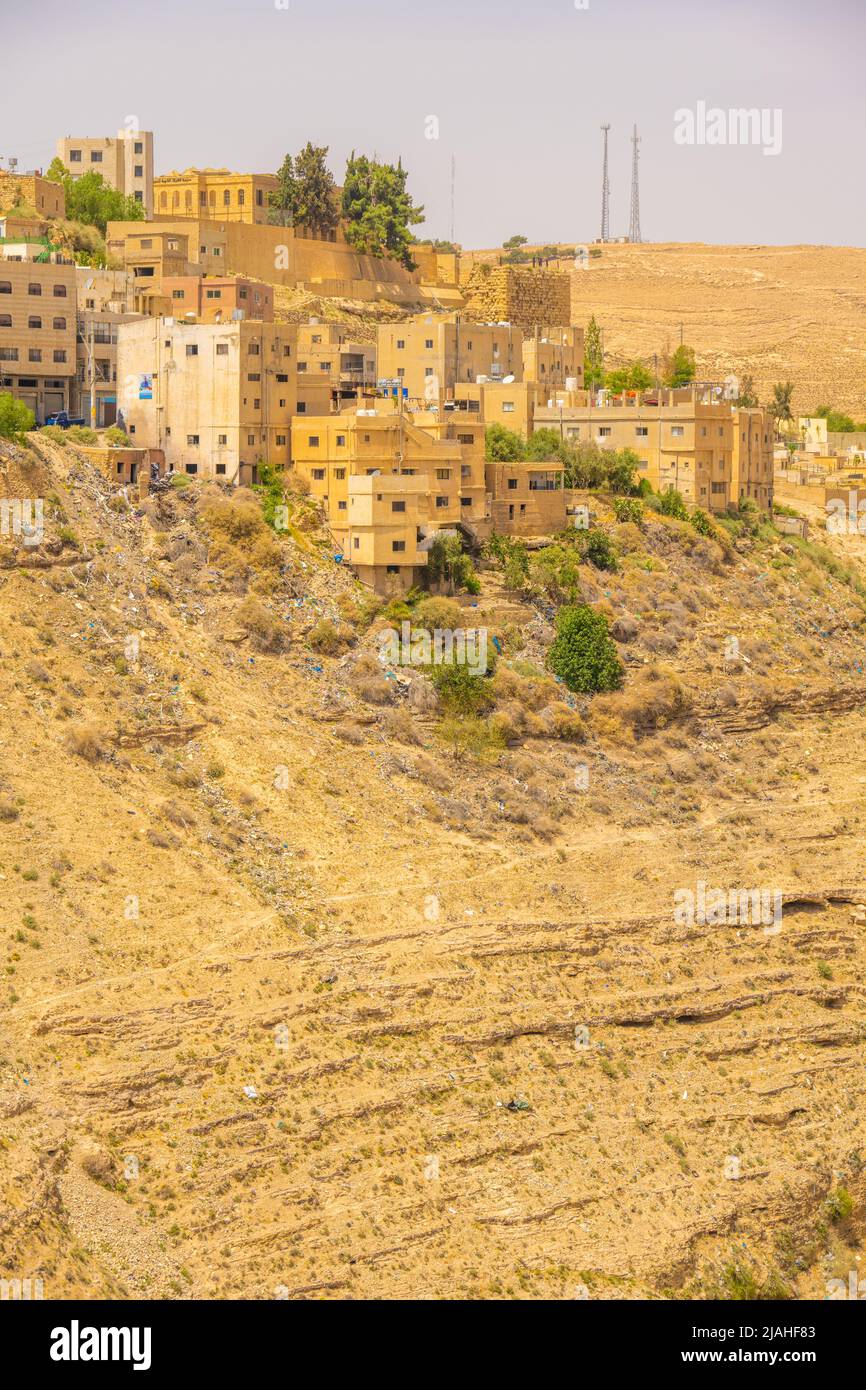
[28,282,42,296]
[0,314,11,326]
[223,189,230,206]
[28,316,42,328]
[53,317,66,329]
[173,191,180,208]
[53,285,67,298]
[0,282,11,295]
[160,191,167,208]
[237,188,245,206]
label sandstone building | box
[57,130,154,216]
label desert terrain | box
[1,434,866,1301]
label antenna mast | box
[629,124,642,243]
[600,124,611,242]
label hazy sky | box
[2,0,864,248]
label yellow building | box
[485,460,567,536]
[0,172,65,220]
[74,264,143,427]
[154,169,278,225]
[522,326,584,389]
[452,380,555,440]
[0,249,76,421]
[296,321,377,407]
[56,130,154,217]
[290,406,487,589]
[117,318,329,484]
[377,314,523,406]
[534,387,734,513]
[732,408,774,509]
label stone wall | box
[462,264,571,328]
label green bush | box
[657,487,689,520]
[66,425,98,446]
[612,496,644,524]
[430,661,494,715]
[579,528,618,572]
[104,426,130,447]
[690,508,714,536]
[0,392,35,444]
[546,604,623,694]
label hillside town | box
[1,128,827,593]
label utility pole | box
[450,154,455,245]
[88,319,96,429]
[600,125,611,243]
[629,124,641,244]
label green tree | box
[45,159,143,233]
[663,344,697,388]
[565,440,608,490]
[814,405,858,433]
[769,381,795,423]
[484,422,525,461]
[0,392,35,443]
[293,143,338,237]
[579,529,618,572]
[584,315,604,391]
[735,374,758,408]
[525,427,570,464]
[605,447,640,495]
[657,487,689,520]
[605,361,653,393]
[269,153,298,225]
[502,234,528,251]
[546,604,623,694]
[342,153,424,269]
[423,533,479,595]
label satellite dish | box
[502,374,515,384]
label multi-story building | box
[56,131,154,217]
[154,169,278,225]
[106,227,198,313]
[73,268,142,427]
[485,460,567,536]
[297,322,377,408]
[377,314,524,405]
[452,380,555,440]
[732,408,774,509]
[534,387,735,513]
[290,406,488,588]
[116,318,329,484]
[0,247,76,421]
[0,172,65,220]
[522,326,584,389]
[159,275,274,323]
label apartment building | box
[732,408,774,509]
[291,407,486,588]
[0,172,65,220]
[522,326,584,388]
[159,275,274,323]
[116,318,329,483]
[74,266,143,427]
[377,314,523,404]
[106,226,199,314]
[154,169,278,225]
[534,387,735,513]
[486,460,567,536]
[297,322,377,407]
[0,249,76,421]
[57,131,154,217]
[452,380,554,439]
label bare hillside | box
[2,438,866,1300]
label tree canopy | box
[342,153,424,269]
[269,143,338,237]
[45,157,144,233]
[663,344,696,388]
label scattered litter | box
[503,1098,531,1113]
[243,1085,258,1100]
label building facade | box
[0,173,65,220]
[116,317,329,483]
[296,322,377,407]
[732,408,774,509]
[154,170,278,225]
[56,131,154,217]
[0,250,76,421]
[377,314,524,405]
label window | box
[457,433,473,445]
[711,481,726,494]
[336,434,346,447]
[53,349,66,363]
[186,344,198,356]
[391,500,406,513]
[308,435,320,447]
[172,289,185,299]
[392,540,406,552]
[396,367,405,378]
[461,496,471,507]
[598,427,611,438]
[212,247,221,257]
[335,468,346,479]
[312,469,325,480]
[29,349,42,362]
[436,468,451,480]
[338,500,346,510]
[216,463,226,475]
[635,426,648,437]
[248,342,260,356]
[206,289,222,299]
[276,434,286,446]
[297,362,307,373]
[248,373,261,382]
[90,150,102,162]
[28,283,42,296]
[396,339,405,349]
[507,478,518,490]
[386,565,400,574]
[28,316,41,329]
[256,188,263,206]
[134,141,143,155]
[216,343,229,356]
[435,496,448,508]
[0,314,10,327]
[223,190,231,205]
[276,372,288,383]
[134,165,143,178]
[247,434,255,445]
[502,401,514,413]
[321,361,331,372]
[70,149,82,162]
[186,463,198,474]
[187,434,199,445]
[296,402,306,413]
[238,189,245,206]
[53,285,67,298]
[217,434,227,445]
[671,426,684,437]
[353,537,360,550]
[0,282,10,294]
[253,399,260,409]
[425,338,433,349]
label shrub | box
[308,617,352,655]
[65,725,107,762]
[65,425,98,446]
[539,703,586,741]
[0,798,20,822]
[690,507,715,536]
[825,1188,854,1224]
[104,426,130,446]
[612,496,644,524]
[0,392,35,443]
[236,596,286,652]
[39,425,67,446]
[430,661,494,715]
[579,528,618,572]
[413,596,463,630]
[657,487,689,520]
[547,605,623,694]
[437,715,505,759]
